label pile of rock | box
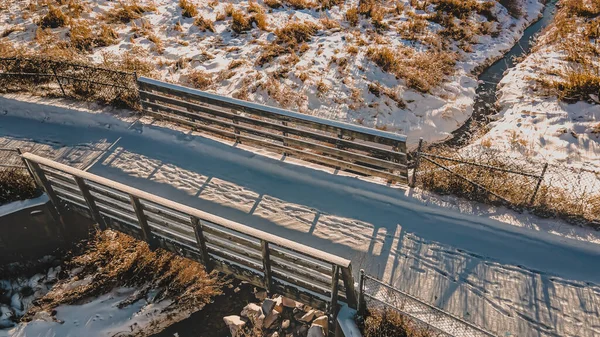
[223,290,330,337]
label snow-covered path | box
[1,96,599,337]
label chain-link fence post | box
[51,67,66,97]
[357,269,366,317]
[411,137,423,188]
[530,162,548,206]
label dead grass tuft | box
[195,15,215,32]
[104,0,156,24]
[0,169,41,205]
[367,46,457,93]
[257,21,318,65]
[39,5,69,28]
[360,308,435,337]
[188,69,214,89]
[179,0,198,18]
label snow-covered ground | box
[0,0,545,148]
[465,0,600,192]
[1,95,599,337]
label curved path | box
[1,96,599,337]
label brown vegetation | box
[257,21,318,66]
[179,0,198,18]
[22,230,221,320]
[103,0,156,24]
[195,15,216,32]
[39,5,69,28]
[367,46,457,93]
[188,69,214,89]
[360,308,435,337]
[0,169,41,205]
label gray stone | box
[281,319,290,329]
[281,297,296,308]
[307,325,325,337]
[241,303,263,326]
[299,309,316,322]
[262,298,276,315]
[255,290,268,301]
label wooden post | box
[329,266,340,316]
[357,269,366,316]
[26,160,69,241]
[411,138,423,188]
[74,177,106,231]
[341,264,358,309]
[16,148,36,183]
[261,240,273,293]
[530,163,548,206]
[52,67,66,97]
[129,195,156,249]
[191,216,211,270]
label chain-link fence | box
[412,142,600,228]
[0,57,139,110]
[0,148,40,205]
[357,272,496,337]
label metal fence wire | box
[358,272,496,337]
[412,141,600,227]
[0,57,139,110]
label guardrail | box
[137,77,409,183]
[20,153,358,316]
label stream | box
[446,0,559,147]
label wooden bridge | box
[21,153,358,318]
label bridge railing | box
[137,77,408,184]
[21,153,357,313]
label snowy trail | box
[1,97,600,337]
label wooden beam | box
[74,177,106,230]
[329,266,340,316]
[129,195,156,249]
[341,265,358,309]
[261,240,273,293]
[191,216,211,270]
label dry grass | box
[231,9,252,33]
[367,46,457,93]
[39,5,69,28]
[22,230,221,319]
[537,0,600,102]
[0,169,41,205]
[498,0,523,18]
[346,7,359,26]
[264,0,282,9]
[188,69,214,89]
[103,0,156,24]
[179,0,198,18]
[360,308,435,337]
[257,21,318,66]
[195,15,215,32]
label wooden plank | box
[88,183,131,204]
[261,240,273,293]
[138,78,408,150]
[205,234,263,263]
[202,225,262,251]
[143,109,407,182]
[211,259,265,288]
[129,195,156,249]
[271,268,330,297]
[142,101,407,170]
[208,245,264,272]
[140,94,407,162]
[270,249,333,277]
[272,281,328,311]
[144,212,194,236]
[270,258,339,291]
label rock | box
[241,303,263,326]
[270,332,279,337]
[262,298,276,315]
[273,296,284,313]
[296,325,308,336]
[295,302,305,311]
[307,325,325,337]
[255,290,268,301]
[223,315,246,337]
[281,319,290,329]
[263,309,280,329]
[314,310,325,318]
[312,315,328,332]
[281,297,296,308]
[10,293,22,311]
[299,309,316,322]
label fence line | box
[20,153,357,320]
[358,271,496,337]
